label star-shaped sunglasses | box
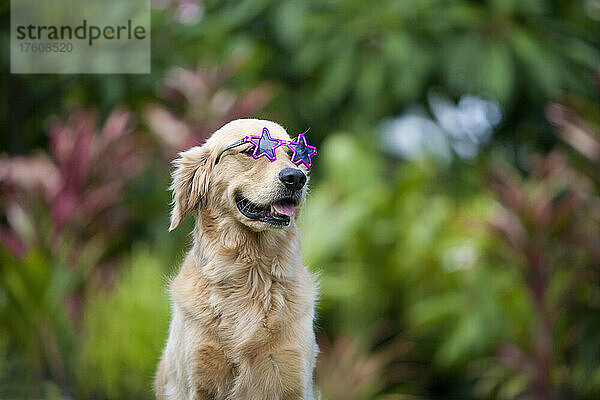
[215,127,317,169]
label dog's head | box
[169,119,311,232]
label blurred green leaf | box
[76,246,170,399]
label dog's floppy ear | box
[169,145,213,231]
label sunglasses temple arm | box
[214,137,250,165]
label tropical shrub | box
[0,108,147,396]
[76,246,171,399]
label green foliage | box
[4,0,599,150]
[194,0,599,138]
[301,132,491,333]
[0,237,100,397]
[76,246,170,399]
[299,133,498,398]
[300,126,600,399]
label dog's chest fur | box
[171,254,315,359]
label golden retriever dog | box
[155,119,319,400]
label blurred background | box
[1,0,600,399]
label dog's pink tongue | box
[273,202,295,217]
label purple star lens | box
[248,127,282,161]
[286,133,317,169]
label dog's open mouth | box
[236,195,297,226]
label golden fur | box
[156,119,319,400]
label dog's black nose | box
[279,168,307,191]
